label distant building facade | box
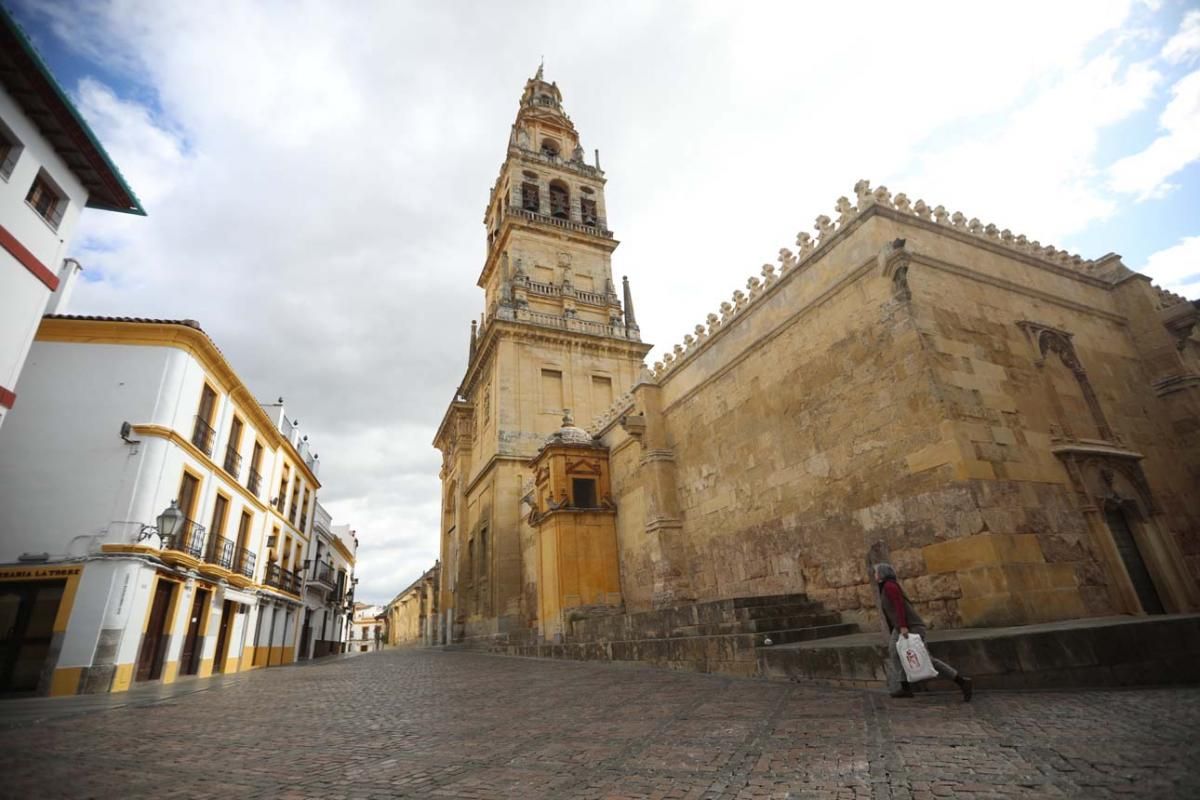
[0,316,325,695]
[0,8,144,431]
[435,70,1200,652]
[298,503,356,660]
[382,563,440,647]
[348,603,383,653]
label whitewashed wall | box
[0,86,88,429]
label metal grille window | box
[26,172,66,229]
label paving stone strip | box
[0,648,1196,799]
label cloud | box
[1163,9,1200,64]
[1108,68,1200,200]
[1140,235,1200,296]
[22,0,1199,603]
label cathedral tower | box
[433,68,651,642]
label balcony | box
[234,547,256,580]
[222,446,242,479]
[507,207,612,238]
[265,563,300,595]
[205,535,235,570]
[305,560,336,592]
[191,416,216,456]
[247,467,262,497]
[162,519,206,560]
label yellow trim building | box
[0,315,335,696]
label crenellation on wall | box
[442,75,1200,651]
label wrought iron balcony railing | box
[247,467,262,497]
[163,519,206,560]
[265,563,301,594]
[205,535,235,570]
[222,446,242,479]
[191,416,216,456]
[234,547,256,579]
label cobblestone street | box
[1,648,1198,800]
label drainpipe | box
[44,258,83,315]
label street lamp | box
[138,500,185,544]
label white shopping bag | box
[895,633,939,682]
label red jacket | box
[882,580,908,628]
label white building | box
[0,315,322,695]
[0,9,144,431]
[349,603,384,653]
[297,502,357,660]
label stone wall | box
[594,184,1200,631]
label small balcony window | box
[26,171,67,230]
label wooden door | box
[298,609,312,661]
[136,579,175,682]
[211,600,235,673]
[178,588,209,676]
[1105,508,1165,614]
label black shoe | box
[955,676,973,702]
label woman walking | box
[874,562,973,701]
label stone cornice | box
[454,315,651,405]
[916,254,1126,325]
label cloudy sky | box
[9,0,1200,604]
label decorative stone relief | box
[1019,321,1115,443]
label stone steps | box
[757,614,1200,690]
[490,592,859,677]
[671,611,843,637]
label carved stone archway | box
[1055,443,1198,614]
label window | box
[25,171,66,229]
[572,478,597,508]
[479,528,488,573]
[288,480,300,525]
[210,495,229,539]
[541,369,563,413]
[521,182,539,212]
[208,495,230,566]
[299,488,310,531]
[0,122,21,180]
[235,511,253,571]
[224,417,243,477]
[177,472,201,521]
[591,376,613,414]
[541,137,560,157]
[192,385,218,455]
[277,466,290,512]
[248,441,264,495]
[549,180,569,220]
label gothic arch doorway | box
[1058,449,1194,615]
[1101,498,1164,615]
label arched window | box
[541,138,560,158]
[549,180,569,220]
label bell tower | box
[434,66,651,643]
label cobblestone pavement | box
[1,648,1198,800]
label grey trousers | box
[886,628,958,693]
